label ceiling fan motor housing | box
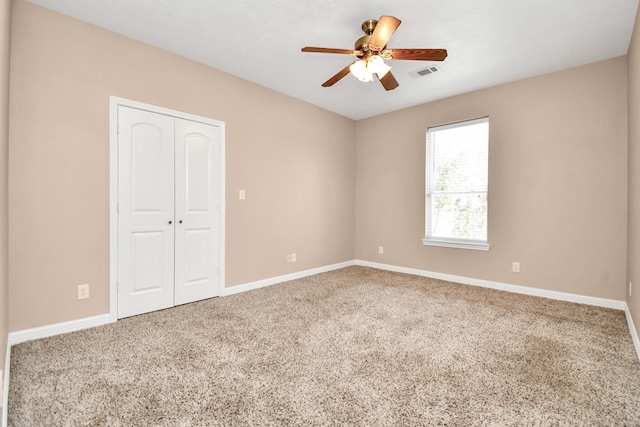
[355,35,372,55]
[356,20,380,55]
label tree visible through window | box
[424,117,489,250]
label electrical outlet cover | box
[78,284,90,300]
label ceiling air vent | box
[410,65,441,79]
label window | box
[424,117,489,251]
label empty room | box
[1,0,640,425]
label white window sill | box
[422,238,490,251]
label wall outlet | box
[512,262,520,273]
[286,254,292,263]
[630,281,633,297]
[239,189,246,200]
[378,246,384,255]
[291,253,297,263]
[78,284,90,300]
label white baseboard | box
[625,306,640,362]
[7,314,112,347]
[355,260,627,310]
[222,261,355,296]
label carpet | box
[8,266,640,425]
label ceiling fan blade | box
[302,47,362,56]
[322,63,354,87]
[378,71,399,91]
[387,48,448,61]
[368,16,401,51]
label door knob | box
[179,220,183,224]
[168,220,172,224]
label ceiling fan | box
[301,16,448,91]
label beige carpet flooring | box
[8,266,640,426]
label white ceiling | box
[25,0,640,120]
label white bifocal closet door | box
[174,118,221,305]
[118,107,175,318]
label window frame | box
[423,117,490,251]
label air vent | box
[410,65,441,79]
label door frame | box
[109,96,226,322]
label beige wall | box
[356,57,629,300]
[8,1,356,331]
[628,7,640,336]
[0,0,9,416]
[5,0,635,337]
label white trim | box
[218,126,226,302]
[109,96,226,321]
[355,260,627,310]
[625,305,640,362]
[7,314,112,346]
[422,238,490,251]
[428,116,489,133]
[110,97,225,127]
[222,261,355,296]
[109,98,118,323]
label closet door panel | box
[117,106,175,318]
[174,118,221,305]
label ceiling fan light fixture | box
[367,55,391,78]
[302,15,448,90]
[349,59,373,82]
